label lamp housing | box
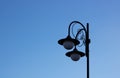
[58,35,80,50]
[66,48,85,61]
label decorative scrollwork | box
[71,22,86,47]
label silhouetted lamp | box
[57,21,90,78]
[58,35,79,50]
[66,47,85,61]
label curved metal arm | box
[75,29,84,39]
[68,21,87,36]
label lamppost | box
[58,21,90,78]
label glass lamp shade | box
[70,53,81,61]
[63,41,74,50]
[58,35,80,48]
[66,48,85,61]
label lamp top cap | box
[58,35,80,45]
[66,48,85,57]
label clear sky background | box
[0,0,120,78]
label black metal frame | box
[58,21,90,78]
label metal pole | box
[86,23,90,78]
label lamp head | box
[66,48,85,61]
[58,35,80,50]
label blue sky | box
[0,0,120,78]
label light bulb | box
[70,53,81,61]
[63,41,74,50]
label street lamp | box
[58,21,90,78]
